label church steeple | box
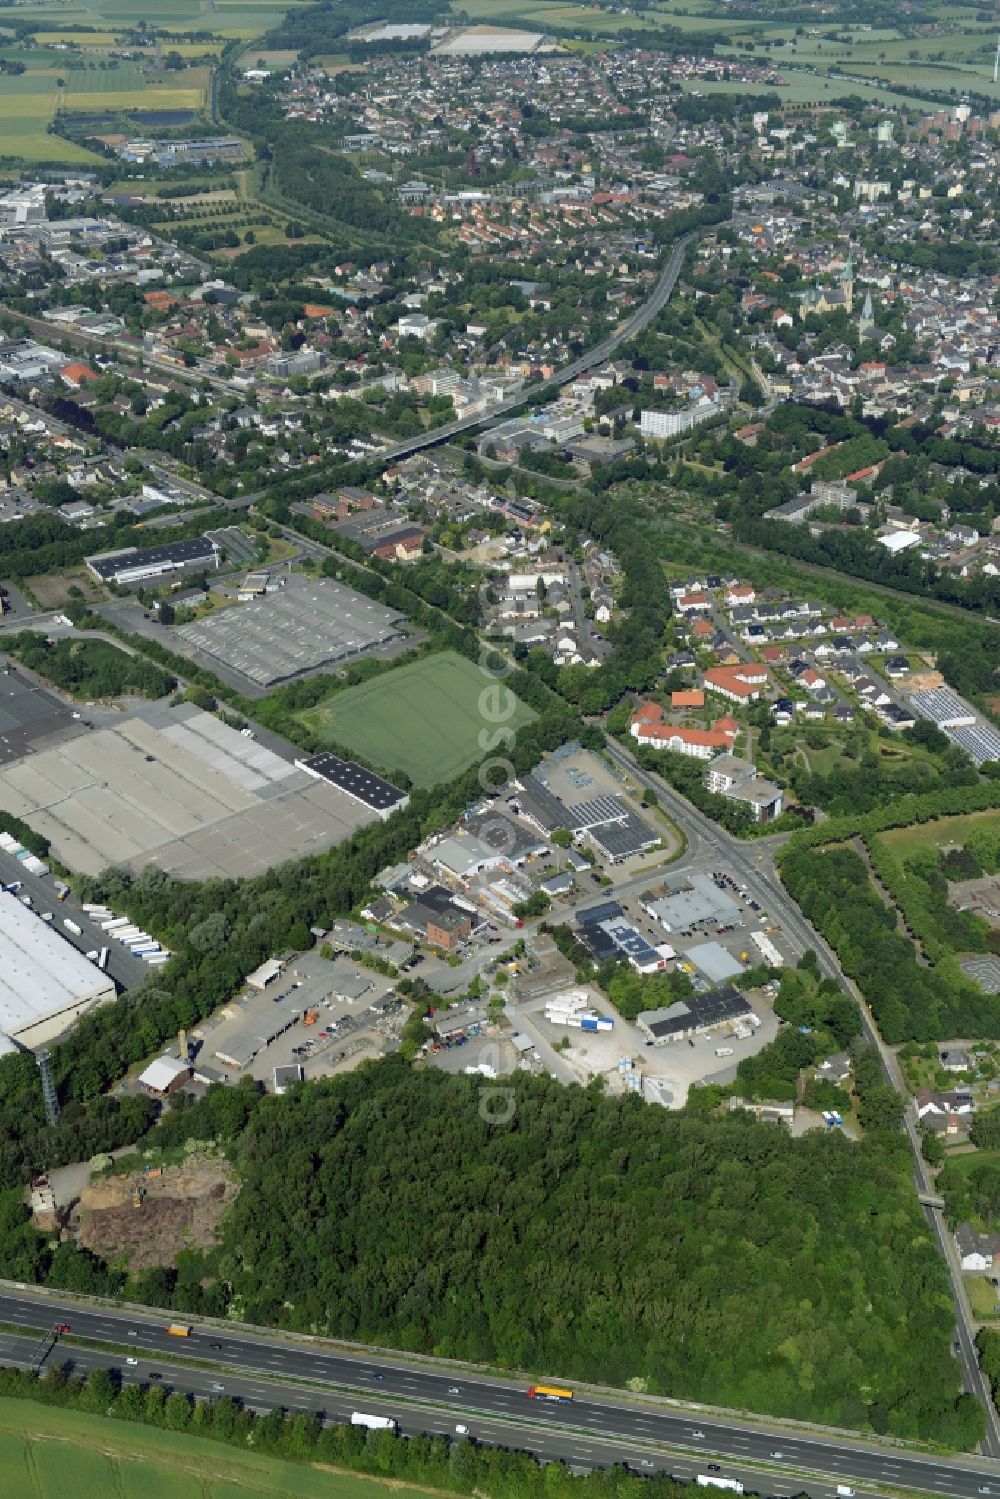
[838,255,854,312]
[859,288,875,337]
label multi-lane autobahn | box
[0,1288,995,1498]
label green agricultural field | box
[678,73,940,109]
[299,650,536,787]
[0,79,100,163]
[60,61,210,112]
[0,1397,446,1499]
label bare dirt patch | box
[29,568,104,609]
[76,1154,236,1269]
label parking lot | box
[0,847,149,995]
[0,655,87,767]
[509,982,781,1107]
[187,948,409,1090]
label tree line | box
[5,633,175,702]
[0,1358,728,1499]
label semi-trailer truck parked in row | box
[351,1413,398,1433]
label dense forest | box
[99,1060,980,1447]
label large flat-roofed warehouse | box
[0,891,115,1049]
[640,873,742,933]
[86,536,219,587]
[175,575,407,688]
[297,751,409,820]
[0,703,384,879]
[637,987,757,1045]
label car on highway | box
[210,1383,224,1393]
[638,1460,655,1470]
[126,1357,138,1366]
[455,1425,468,1436]
[372,1373,384,1381]
[690,1430,705,1440]
[447,1387,460,1395]
[54,1323,70,1334]
[769,1451,783,1460]
[127,1329,138,1337]
[148,1372,162,1380]
[210,1343,222,1351]
[706,1464,721,1473]
[978,1488,991,1495]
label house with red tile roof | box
[703,664,769,704]
[59,362,99,388]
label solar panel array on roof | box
[948,722,1000,767]
[176,576,406,688]
[567,794,626,832]
[579,924,618,962]
[602,919,660,968]
[639,986,752,1040]
[299,752,408,814]
[589,810,659,862]
[909,687,976,729]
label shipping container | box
[62,918,82,936]
[102,918,129,932]
[82,904,111,916]
[98,948,109,971]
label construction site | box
[51,1152,237,1271]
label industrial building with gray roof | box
[0,891,116,1050]
[0,703,380,879]
[637,987,756,1045]
[176,574,407,688]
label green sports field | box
[298,651,536,788]
[0,1397,441,1499]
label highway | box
[0,1290,996,1498]
[603,739,1000,1457]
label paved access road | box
[602,740,1000,1455]
[0,1289,996,1498]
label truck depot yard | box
[298,651,537,787]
